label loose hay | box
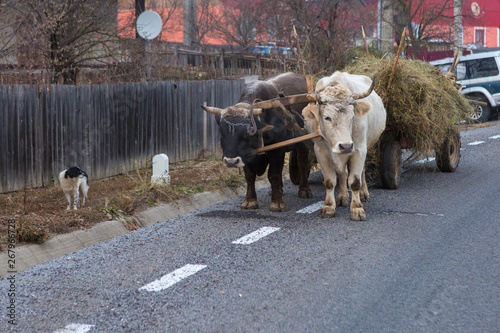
[344,55,472,156]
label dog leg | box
[62,192,72,211]
[73,190,79,210]
[80,180,89,207]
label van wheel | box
[467,94,491,123]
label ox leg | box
[314,144,337,218]
[348,154,367,221]
[360,170,370,202]
[296,143,312,198]
[268,151,286,212]
[241,167,259,209]
[336,164,350,207]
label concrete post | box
[151,154,171,186]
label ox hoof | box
[350,208,366,221]
[270,201,286,212]
[241,199,258,210]
[360,192,371,203]
[298,189,313,198]
[336,195,349,207]
[319,207,336,218]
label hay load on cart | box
[343,54,473,188]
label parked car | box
[250,45,272,54]
[431,51,500,122]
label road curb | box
[0,177,282,277]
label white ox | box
[303,72,386,220]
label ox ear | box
[354,101,371,117]
[302,104,320,123]
[258,124,274,133]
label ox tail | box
[289,149,300,185]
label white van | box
[431,51,500,122]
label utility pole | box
[453,0,463,56]
[378,0,394,52]
[183,0,196,46]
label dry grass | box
[344,55,473,156]
[0,156,249,250]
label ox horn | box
[252,108,263,116]
[201,104,223,115]
[353,77,375,100]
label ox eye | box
[324,116,332,122]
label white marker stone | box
[151,153,171,185]
[232,227,280,245]
[54,324,94,333]
[139,264,206,292]
[296,201,325,214]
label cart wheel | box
[435,130,461,172]
[380,140,402,189]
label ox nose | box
[223,157,244,168]
[338,143,354,154]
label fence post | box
[219,49,225,76]
[202,101,207,149]
[256,54,262,77]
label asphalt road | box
[1,124,499,332]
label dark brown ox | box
[201,72,312,212]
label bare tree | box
[282,0,367,73]
[215,0,267,49]
[388,0,482,54]
[186,0,223,46]
[1,0,128,84]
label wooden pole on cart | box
[293,25,306,75]
[387,29,406,91]
[449,48,460,73]
[362,26,369,55]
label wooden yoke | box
[251,75,321,155]
[252,94,317,110]
[306,75,322,142]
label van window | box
[456,62,466,80]
[465,57,499,79]
[436,62,467,80]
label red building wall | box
[463,0,500,47]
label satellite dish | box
[136,11,163,40]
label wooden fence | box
[0,79,246,193]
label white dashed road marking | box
[415,157,436,164]
[139,264,207,292]
[54,324,94,333]
[296,201,324,214]
[468,141,485,146]
[232,227,280,245]
[489,135,500,140]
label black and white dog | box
[59,166,89,211]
